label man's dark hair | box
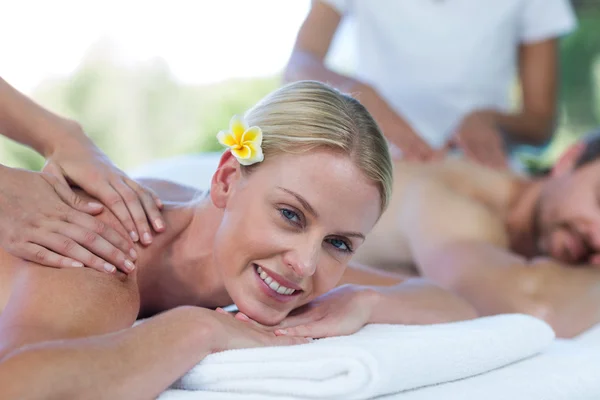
[574,128,600,169]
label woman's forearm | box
[0,306,215,400]
[0,77,88,157]
[367,278,478,325]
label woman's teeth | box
[256,266,296,295]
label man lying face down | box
[353,129,600,338]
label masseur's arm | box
[475,39,558,146]
[403,180,600,338]
[283,1,435,161]
[0,77,164,267]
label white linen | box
[158,314,553,400]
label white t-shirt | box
[322,0,577,148]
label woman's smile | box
[253,263,303,303]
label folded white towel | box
[163,314,553,400]
[393,322,600,400]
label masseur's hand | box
[273,285,379,339]
[356,83,435,162]
[43,126,165,246]
[451,110,508,169]
[0,165,136,272]
[212,308,309,351]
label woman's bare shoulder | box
[0,250,19,315]
[0,260,141,357]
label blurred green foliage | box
[0,8,599,174]
[0,47,279,171]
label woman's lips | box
[255,264,303,291]
[253,265,302,303]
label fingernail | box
[88,202,103,209]
[156,198,164,208]
[124,259,135,272]
[276,329,287,335]
[236,313,250,321]
[72,261,83,267]
[129,248,138,260]
[130,231,139,242]
[104,263,116,273]
[154,219,164,231]
[143,232,152,244]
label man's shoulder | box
[396,164,510,249]
[394,158,518,210]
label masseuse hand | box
[213,308,309,351]
[0,166,137,273]
[451,110,508,170]
[272,285,379,339]
[43,127,165,246]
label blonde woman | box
[0,81,474,399]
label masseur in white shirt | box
[285,0,577,170]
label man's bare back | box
[354,151,600,338]
[354,158,520,272]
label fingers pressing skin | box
[52,220,135,273]
[46,171,105,215]
[124,178,165,234]
[30,231,118,273]
[16,242,84,269]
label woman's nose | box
[283,239,320,277]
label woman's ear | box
[551,141,586,177]
[210,151,241,209]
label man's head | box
[535,129,600,264]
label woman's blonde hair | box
[244,80,393,213]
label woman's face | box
[210,149,382,325]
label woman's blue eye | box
[328,238,350,252]
[281,208,300,223]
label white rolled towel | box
[165,314,554,400]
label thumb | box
[43,161,70,187]
[275,320,331,339]
[50,174,104,214]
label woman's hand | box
[211,308,309,352]
[0,166,136,273]
[451,110,508,170]
[272,285,379,339]
[43,125,165,246]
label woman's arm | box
[337,262,407,287]
[0,260,305,399]
[366,278,478,325]
[0,306,215,400]
[273,279,476,339]
[0,265,210,400]
[0,77,73,156]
